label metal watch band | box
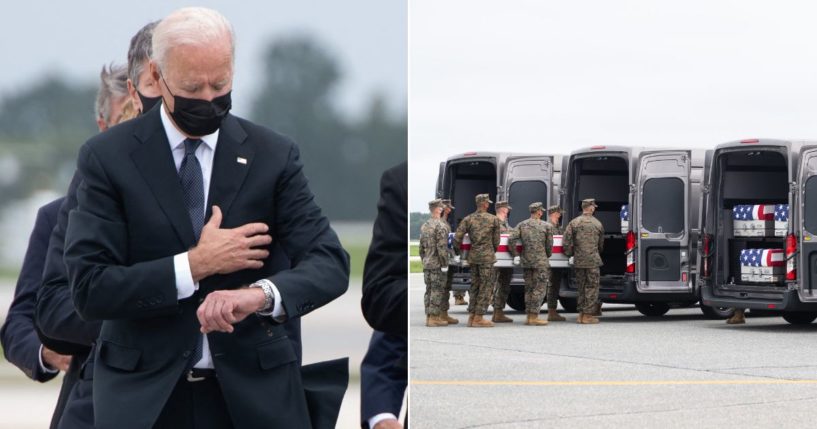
[250,279,274,312]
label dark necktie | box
[179,138,205,240]
[179,138,204,368]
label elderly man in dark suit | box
[62,7,349,429]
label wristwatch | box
[249,279,275,314]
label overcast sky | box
[409,1,817,212]
[0,0,406,117]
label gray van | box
[560,145,731,317]
[436,151,568,310]
[699,139,817,324]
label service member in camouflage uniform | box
[420,199,454,326]
[545,205,567,322]
[442,199,467,306]
[454,194,501,327]
[492,200,514,323]
[563,198,605,324]
[508,202,551,326]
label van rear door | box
[636,151,692,292]
[798,148,817,301]
[505,156,552,227]
[436,162,445,198]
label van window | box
[805,176,817,234]
[508,181,548,227]
[642,177,684,234]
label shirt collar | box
[159,101,219,151]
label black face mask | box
[136,90,162,114]
[160,74,232,136]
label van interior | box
[569,155,629,276]
[443,160,497,230]
[716,149,788,286]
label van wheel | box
[507,291,525,312]
[700,304,734,319]
[635,302,670,317]
[782,312,817,325]
[559,297,578,313]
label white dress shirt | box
[160,104,285,369]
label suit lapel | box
[130,108,196,247]
[207,114,252,220]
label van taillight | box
[702,234,712,278]
[740,139,759,144]
[786,233,797,281]
[625,230,636,273]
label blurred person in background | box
[2,63,129,429]
[62,8,349,428]
[125,20,162,114]
[361,161,408,428]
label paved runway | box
[409,273,817,428]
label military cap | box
[529,202,544,213]
[441,199,455,210]
[495,200,511,210]
[581,198,598,209]
[428,199,444,210]
[547,205,563,215]
[475,193,493,204]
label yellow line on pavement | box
[412,379,817,386]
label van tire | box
[782,312,817,325]
[507,291,525,312]
[635,302,670,317]
[559,297,578,313]
[700,304,734,319]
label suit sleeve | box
[0,202,60,382]
[360,163,406,336]
[65,144,180,321]
[270,143,351,322]
[360,331,408,426]
[36,172,101,353]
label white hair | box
[151,7,235,71]
[95,63,129,122]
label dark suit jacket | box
[38,162,305,429]
[362,162,408,338]
[63,107,350,429]
[360,331,407,428]
[0,197,63,383]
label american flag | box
[448,232,454,249]
[732,204,774,220]
[620,204,629,221]
[739,248,784,267]
[774,204,789,222]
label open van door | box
[505,156,552,228]
[636,151,692,292]
[798,148,817,301]
[436,162,445,198]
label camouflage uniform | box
[563,210,604,314]
[509,217,553,313]
[442,201,466,305]
[493,218,513,310]
[454,207,501,316]
[420,217,449,317]
[546,221,564,310]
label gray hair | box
[152,7,235,72]
[95,63,129,123]
[127,21,159,88]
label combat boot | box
[590,303,603,316]
[576,313,585,324]
[580,314,599,324]
[442,311,459,325]
[454,296,467,305]
[492,309,513,323]
[426,315,448,327]
[547,309,566,322]
[726,308,746,325]
[470,314,494,327]
[525,313,548,326]
[467,313,475,327]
